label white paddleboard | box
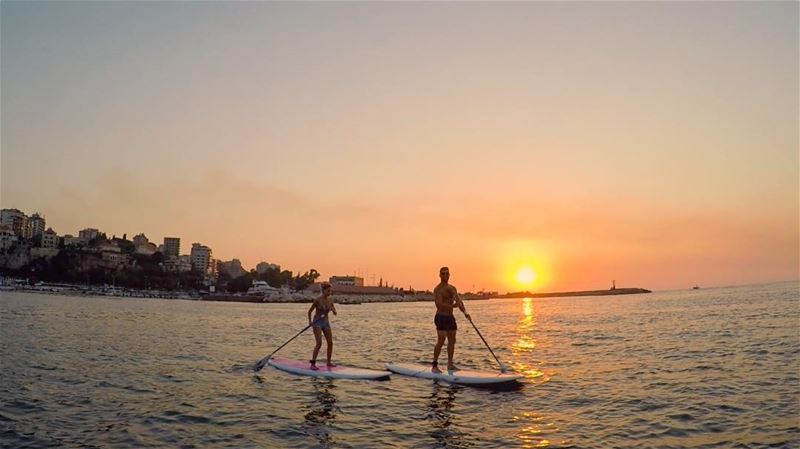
[267,357,391,380]
[386,362,523,385]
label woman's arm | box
[308,300,317,324]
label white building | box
[63,234,84,247]
[135,242,158,256]
[0,225,17,251]
[190,243,213,274]
[132,233,149,246]
[163,237,180,258]
[164,255,193,273]
[79,228,100,241]
[41,228,59,249]
[0,209,27,237]
[219,259,246,278]
[27,213,46,239]
[330,276,364,287]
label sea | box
[1,281,798,448]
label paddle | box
[460,303,509,373]
[253,316,322,372]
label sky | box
[1,2,797,292]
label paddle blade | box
[253,357,269,372]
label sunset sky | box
[2,2,797,292]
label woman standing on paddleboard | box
[308,282,337,370]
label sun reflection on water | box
[513,411,560,448]
[513,298,549,381]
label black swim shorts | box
[434,313,457,331]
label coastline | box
[499,288,651,299]
[2,284,650,304]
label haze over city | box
[2,2,797,292]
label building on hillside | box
[26,213,46,239]
[163,237,180,257]
[41,228,59,249]
[132,233,149,246]
[218,259,246,278]
[63,234,84,247]
[0,209,27,237]
[329,276,364,287]
[135,242,158,256]
[79,228,100,241]
[190,243,213,274]
[0,225,18,251]
[164,255,193,273]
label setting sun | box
[515,266,537,287]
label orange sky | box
[2,2,798,292]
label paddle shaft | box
[254,316,323,371]
[464,312,505,371]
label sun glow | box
[495,240,553,291]
[515,266,537,287]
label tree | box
[118,240,135,254]
[228,272,255,293]
[150,252,165,265]
[294,268,321,291]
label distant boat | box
[247,281,280,296]
[693,285,700,290]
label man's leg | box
[433,330,446,369]
[446,330,457,370]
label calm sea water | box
[1,281,798,448]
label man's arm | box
[454,288,470,319]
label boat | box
[246,280,281,296]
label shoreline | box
[499,288,651,299]
[2,285,650,304]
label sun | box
[515,266,537,287]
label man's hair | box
[440,266,449,273]
[321,282,332,289]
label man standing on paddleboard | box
[432,266,470,372]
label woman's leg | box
[311,326,322,369]
[323,327,334,365]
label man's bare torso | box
[434,283,458,316]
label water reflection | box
[426,382,473,448]
[303,379,338,448]
[513,298,546,380]
[514,411,559,448]
[514,298,537,353]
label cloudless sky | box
[2,1,797,292]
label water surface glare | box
[1,281,798,448]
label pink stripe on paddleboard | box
[270,357,345,372]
